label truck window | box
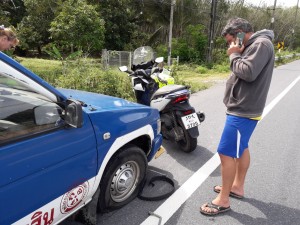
[0,74,64,144]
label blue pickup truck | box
[0,52,162,225]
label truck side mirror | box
[65,99,83,128]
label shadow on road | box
[230,197,300,225]
[61,166,180,225]
[162,139,220,177]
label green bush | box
[195,66,209,74]
[155,44,168,59]
[158,24,207,63]
[212,64,230,73]
[55,66,135,102]
[18,57,62,84]
[19,57,136,101]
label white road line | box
[140,76,300,225]
[140,154,220,225]
[261,76,300,120]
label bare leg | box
[214,148,250,196]
[232,148,250,196]
[215,153,236,205]
[200,153,235,213]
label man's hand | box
[227,38,244,56]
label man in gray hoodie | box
[200,17,275,215]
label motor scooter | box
[119,46,205,152]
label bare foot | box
[214,185,244,199]
[200,199,230,215]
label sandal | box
[213,185,244,199]
[200,202,231,216]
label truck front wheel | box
[98,145,147,212]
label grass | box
[17,56,229,94]
[15,51,300,96]
[17,57,62,83]
[17,57,62,74]
[177,69,228,83]
[172,63,229,92]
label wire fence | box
[101,49,300,70]
[101,49,179,69]
[101,49,132,69]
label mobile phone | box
[236,32,245,47]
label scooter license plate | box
[181,113,200,129]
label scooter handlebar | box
[131,60,154,71]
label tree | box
[2,0,300,59]
[17,0,58,55]
[0,0,26,26]
[171,24,208,63]
[50,0,105,54]
[97,0,136,50]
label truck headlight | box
[157,119,161,135]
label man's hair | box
[221,17,253,36]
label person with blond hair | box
[0,25,19,51]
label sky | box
[242,0,299,8]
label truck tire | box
[98,145,147,212]
[75,187,100,225]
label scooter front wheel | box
[177,127,197,153]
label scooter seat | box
[151,84,188,100]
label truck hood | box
[59,88,144,111]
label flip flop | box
[213,185,244,199]
[200,202,231,216]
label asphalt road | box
[63,60,300,225]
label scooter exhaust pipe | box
[197,111,205,123]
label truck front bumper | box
[147,134,163,161]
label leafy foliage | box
[50,0,105,54]
[55,65,135,101]
[2,0,300,62]
[0,0,26,26]
[97,0,137,50]
[21,56,135,101]
[17,0,58,54]
[171,24,208,63]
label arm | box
[229,40,273,82]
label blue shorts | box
[217,115,258,158]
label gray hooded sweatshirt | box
[223,29,275,118]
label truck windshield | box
[0,73,34,92]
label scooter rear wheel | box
[177,127,197,152]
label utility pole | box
[168,0,175,66]
[291,0,299,49]
[207,0,217,64]
[270,0,277,30]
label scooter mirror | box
[119,66,128,72]
[155,57,164,63]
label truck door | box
[0,95,97,224]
